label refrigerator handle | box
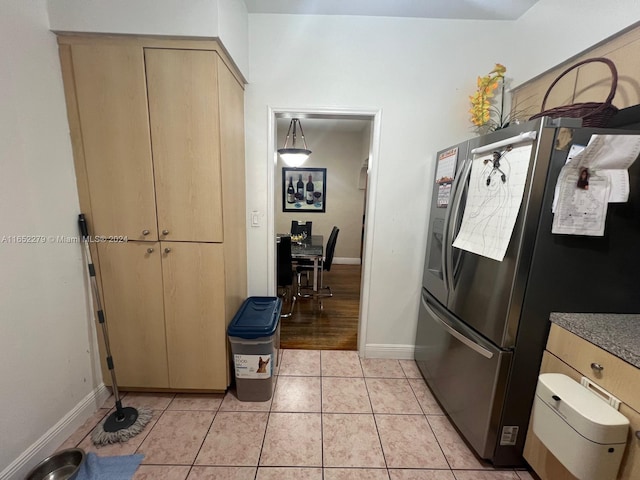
[421,294,494,359]
[443,156,473,294]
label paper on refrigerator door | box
[551,134,640,236]
[435,147,458,207]
[453,144,533,262]
[552,144,585,213]
[570,134,640,170]
[601,170,630,203]
[551,168,610,236]
[435,147,458,184]
[570,134,640,204]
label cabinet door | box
[162,242,227,389]
[145,49,224,243]
[96,241,169,388]
[71,44,158,241]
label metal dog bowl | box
[25,448,85,480]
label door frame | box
[266,106,382,355]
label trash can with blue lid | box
[227,296,282,401]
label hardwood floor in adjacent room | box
[280,264,361,350]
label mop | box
[78,214,153,445]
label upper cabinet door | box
[145,49,224,242]
[72,44,158,241]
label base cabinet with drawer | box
[58,35,247,391]
[524,323,640,480]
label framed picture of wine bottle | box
[282,167,327,213]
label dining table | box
[279,234,324,293]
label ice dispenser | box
[531,373,629,480]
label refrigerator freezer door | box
[422,141,470,305]
[415,289,512,460]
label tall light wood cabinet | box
[58,35,247,391]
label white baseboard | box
[333,257,361,265]
[363,344,415,359]
[0,383,111,480]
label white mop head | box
[91,407,153,446]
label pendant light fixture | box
[278,118,311,167]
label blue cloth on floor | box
[75,452,144,480]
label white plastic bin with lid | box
[227,297,282,402]
[531,373,629,480]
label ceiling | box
[243,0,540,21]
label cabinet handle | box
[147,248,154,254]
[591,362,604,372]
[164,247,172,254]
[162,229,170,235]
[142,229,150,236]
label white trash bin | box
[531,373,629,480]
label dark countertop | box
[550,313,640,369]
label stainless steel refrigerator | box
[415,116,640,466]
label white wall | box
[275,125,368,261]
[245,8,640,356]
[508,0,640,87]
[246,14,509,355]
[217,0,249,78]
[47,0,219,36]
[46,0,249,79]
[0,1,104,476]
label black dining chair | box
[276,236,296,317]
[291,220,312,237]
[297,226,339,298]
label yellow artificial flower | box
[491,63,506,75]
[469,64,507,130]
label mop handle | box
[78,214,123,408]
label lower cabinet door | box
[162,242,227,390]
[97,241,169,388]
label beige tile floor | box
[59,350,536,480]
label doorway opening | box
[267,108,381,354]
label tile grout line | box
[361,356,391,476]
[133,393,176,461]
[424,414,455,473]
[407,366,479,475]
[73,407,111,449]
[186,393,222,476]
[407,376,428,416]
[253,353,281,479]
[373,359,459,477]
